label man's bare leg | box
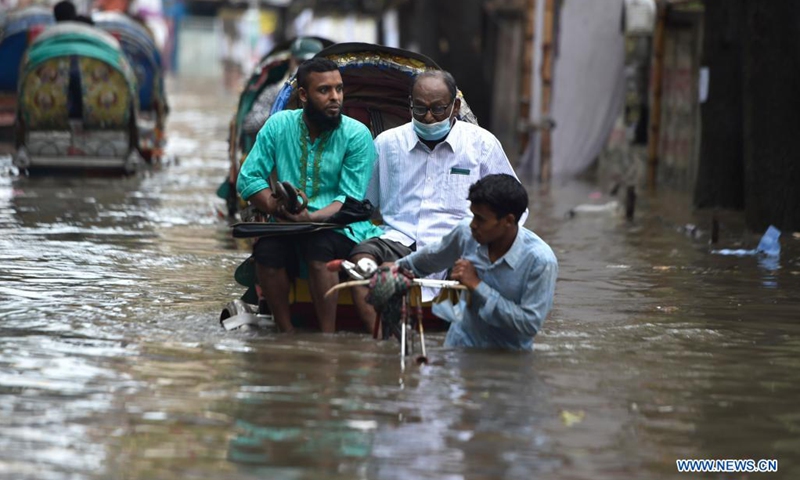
[306,260,339,333]
[257,264,294,333]
[350,253,378,333]
[352,285,377,333]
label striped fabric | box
[237,109,381,244]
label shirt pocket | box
[445,168,479,213]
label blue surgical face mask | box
[412,104,455,141]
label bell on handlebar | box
[325,258,378,280]
[354,258,378,277]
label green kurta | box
[237,109,382,243]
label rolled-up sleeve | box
[237,121,275,200]
[335,126,377,204]
[471,256,558,336]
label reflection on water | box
[1,76,799,479]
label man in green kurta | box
[237,58,380,334]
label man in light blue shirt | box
[396,174,558,350]
[237,58,380,334]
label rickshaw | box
[219,36,334,217]
[270,42,477,133]
[220,43,479,334]
[0,6,54,139]
[92,11,168,161]
[13,22,142,173]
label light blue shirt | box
[397,221,558,350]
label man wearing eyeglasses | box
[349,70,524,333]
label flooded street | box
[1,76,799,480]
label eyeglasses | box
[410,100,454,117]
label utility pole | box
[539,0,555,182]
[519,0,536,156]
[646,0,667,190]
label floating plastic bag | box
[712,225,781,257]
[756,225,781,256]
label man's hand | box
[451,259,481,290]
[248,189,281,217]
[264,192,281,215]
[275,205,311,222]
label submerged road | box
[1,75,799,480]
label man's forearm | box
[473,283,547,337]
[247,189,277,215]
[398,224,466,276]
[308,201,342,222]
[473,262,557,336]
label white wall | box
[519,0,627,178]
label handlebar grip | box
[326,259,344,272]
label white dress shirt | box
[367,119,525,250]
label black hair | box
[75,14,94,25]
[410,70,458,101]
[54,0,77,22]
[467,174,528,222]
[296,58,339,90]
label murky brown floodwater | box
[1,75,799,480]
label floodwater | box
[1,76,799,480]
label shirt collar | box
[297,109,339,144]
[477,227,525,269]
[502,228,525,269]
[404,119,461,153]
